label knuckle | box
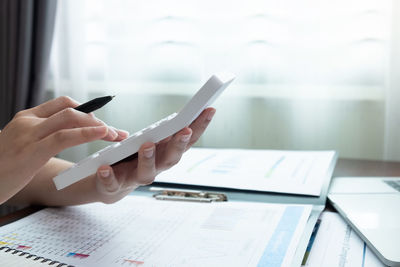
[163,158,180,170]
[58,96,75,107]
[63,107,76,117]
[9,117,37,140]
[101,178,114,187]
[14,110,26,118]
[139,176,156,185]
[80,127,92,139]
[188,136,199,146]
[10,116,25,128]
[175,139,188,150]
[199,122,208,132]
[104,184,119,194]
[62,108,80,125]
[147,176,156,184]
[53,130,68,144]
[95,118,106,126]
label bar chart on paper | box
[0,196,311,267]
[156,148,337,196]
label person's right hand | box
[0,96,128,204]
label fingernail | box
[181,134,191,142]
[119,129,130,138]
[144,147,154,158]
[207,109,215,121]
[99,169,110,178]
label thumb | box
[96,166,121,194]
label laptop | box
[328,177,400,266]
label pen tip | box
[111,95,116,99]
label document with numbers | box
[0,196,311,267]
[156,148,337,196]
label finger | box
[37,126,109,158]
[133,142,156,185]
[109,126,129,141]
[156,127,192,172]
[96,165,121,194]
[157,136,172,146]
[186,107,215,149]
[36,108,118,141]
[29,96,80,118]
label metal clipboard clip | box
[150,187,228,203]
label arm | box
[5,158,100,206]
[5,107,216,206]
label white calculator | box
[53,73,235,190]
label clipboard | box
[131,150,338,267]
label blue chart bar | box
[361,242,366,267]
[257,206,304,267]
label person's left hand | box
[94,107,216,204]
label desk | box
[1,158,399,226]
[0,158,399,265]
[0,206,41,227]
[333,158,400,177]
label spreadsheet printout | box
[0,196,311,267]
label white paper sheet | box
[156,148,336,196]
[302,212,385,267]
[0,196,311,267]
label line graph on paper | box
[156,148,336,196]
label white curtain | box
[48,0,400,162]
[384,0,400,160]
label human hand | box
[0,96,128,204]
[94,107,216,204]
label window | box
[49,0,399,161]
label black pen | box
[74,95,115,113]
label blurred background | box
[5,0,400,162]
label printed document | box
[302,212,384,267]
[0,196,311,267]
[156,148,336,196]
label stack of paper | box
[0,196,312,267]
[302,212,385,267]
[156,148,337,196]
